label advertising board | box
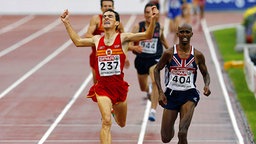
[205,0,256,11]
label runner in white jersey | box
[165,44,197,91]
[154,23,211,143]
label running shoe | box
[148,111,156,122]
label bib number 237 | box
[98,55,121,76]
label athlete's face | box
[101,1,114,13]
[144,6,152,23]
[103,11,119,29]
[177,25,193,44]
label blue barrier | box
[205,0,256,11]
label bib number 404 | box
[172,75,191,84]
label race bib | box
[98,55,121,76]
[169,69,194,89]
[139,38,158,54]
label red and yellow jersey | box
[93,14,105,35]
[95,33,126,82]
[90,15,124,69]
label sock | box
[150,108,156,113]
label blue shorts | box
[162,88,200,111]
[167,7,182,19]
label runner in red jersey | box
[84,0,125,84]
[61,6,159,144]
[87,33,129,104]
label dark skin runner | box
[154,23,211,144]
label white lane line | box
[137,100,151,144]
[124,14,136,32]
[208,23,240,31]
[0,24,88,99]
[0,15,34,35]
[0,18,60,58]
[201,19,244,144]
[37,73,92,144]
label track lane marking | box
[0,15,34,35]
[0,18,60,58]
[0,22,87,99]
[37,73,92,144]
[201,19,244,144]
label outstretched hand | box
[151,6,159,19]
[60,9,69,23]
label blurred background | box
[0,0,255,15]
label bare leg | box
[169,16,182,44]
[161,109,178,143]
[96,96,113,144]
[182,3,192,24]
[199,4,205,20]
[149,64,158,109]
[198,3,205,31]
[148,64,158,121]
[168,19,177,44]
[177,101,195,144]
[112,100,127,127]
[137,74,151,100]
[137,74,149,93]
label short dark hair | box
[104,9,120,22]
[100,0,114,7]
[144,3,154,13]
[103,9,120,30]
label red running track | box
[0,12,252,144]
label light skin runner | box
[129,3,170,122]
[61,6,159,144]
[163,0,183,44]
[192,0,206,30]
[84,0,128,84]
[140,0,161,21]
[154,23,211,144]
[181,0,193,24]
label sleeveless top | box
[165,45,198,91]
[93,15,104,35]
[135,21,163,58]
[95,33,126,82]
[91,15,105,54]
